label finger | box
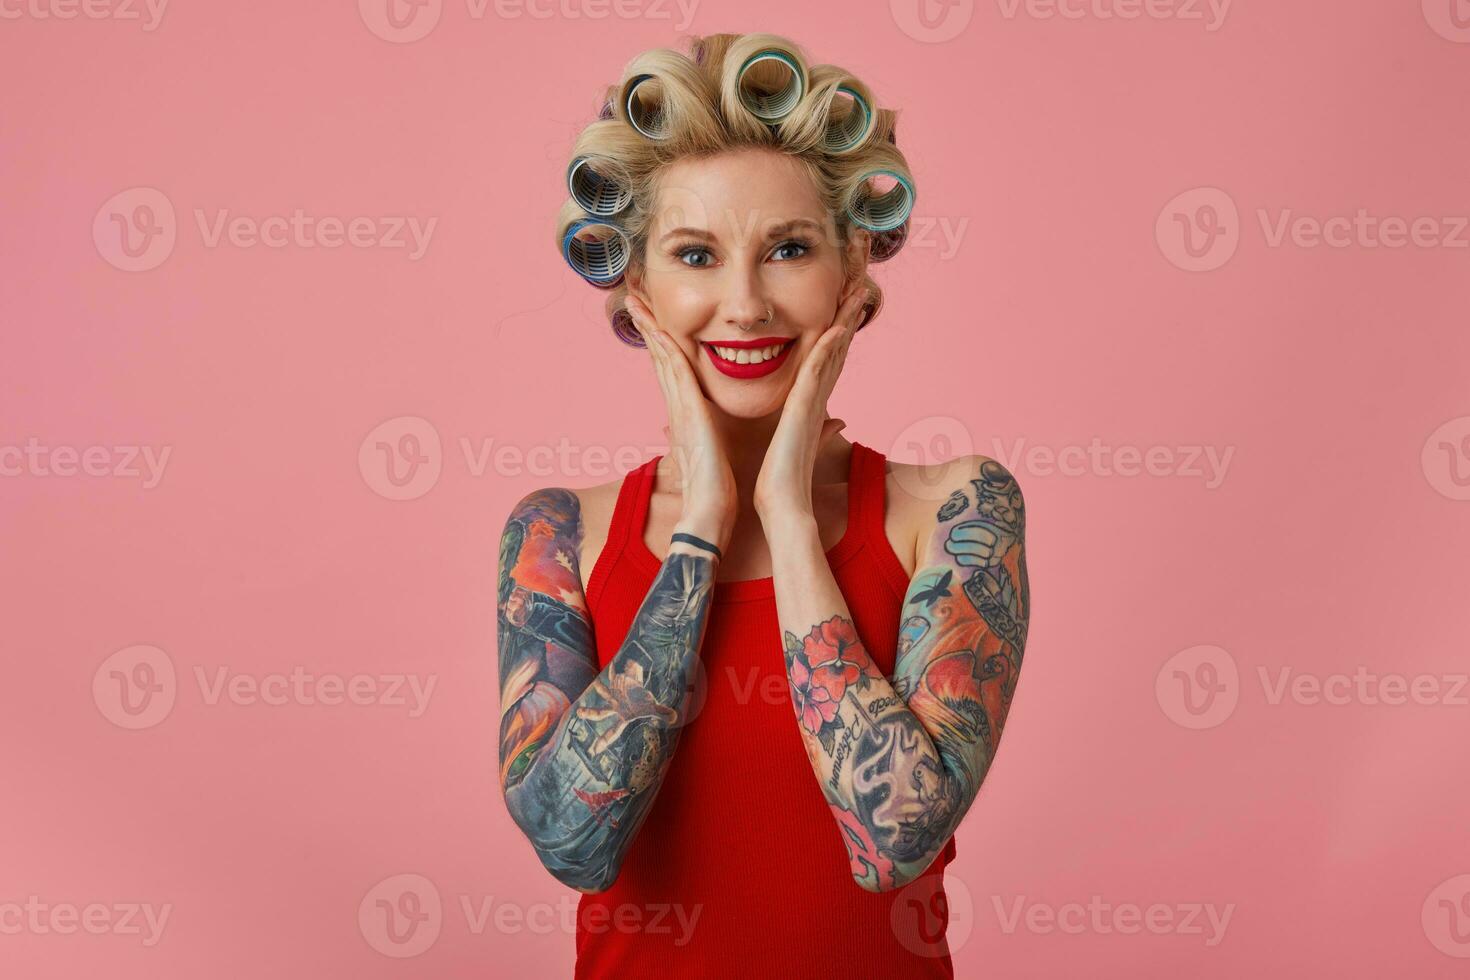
[837,285,869,332]
[629,303,678,412]
[655,332,705,407]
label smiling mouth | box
[701,339,793,364]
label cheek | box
[650,282,715,333]
[773,280,841,333]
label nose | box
[719,269,772,333]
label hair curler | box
[735,48,807,122]
[868,219,909,262]
[846,169,915,232]
[620,73,671,140]
[824,84,873,153]
[561,218,630,287]
[567,157,632,217]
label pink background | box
[3,1,1468,976]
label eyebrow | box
[658,217,825,244]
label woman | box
[496,32,1030,977]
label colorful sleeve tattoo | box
[773,457,1030,891]
[495,488,716,893]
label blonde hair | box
[555,32,916,347]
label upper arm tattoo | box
[496,487,716,891]
[894,458,1029,777]
[774,458,1031,892]
[497,488,597,790]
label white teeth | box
[711,342,787,364]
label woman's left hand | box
[753,282,871,522]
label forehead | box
[650,149,826,236]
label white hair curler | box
[845,169,915,233]
[566,157,632,217]
[735,49,807,122]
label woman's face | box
[629,148,867,419]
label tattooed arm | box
[767,456,1030,892]
[496,488,719,893]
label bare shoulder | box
[883,454,1027,572]
[567,476,622,578]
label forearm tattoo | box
[496,489,715,892]
[781,460,1030,891]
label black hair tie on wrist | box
[670,532,722,560]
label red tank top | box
[578,441,959,978]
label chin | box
[702,381,790,419]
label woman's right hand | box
[623,295,737,554]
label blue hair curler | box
[562,218,629,288]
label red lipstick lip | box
[701,338,794,379]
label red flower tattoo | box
[803,616,867,703]
[790,650,840,735]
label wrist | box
[674,511,732,555]
[756,508,818,542]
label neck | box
[657,405,853,509]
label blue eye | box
[675,246,712,268]
[671,239,814,268]
[773,239,812,260]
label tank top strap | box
[584,454,660,615]
[847,441,886,540]
[848,441,914,599]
